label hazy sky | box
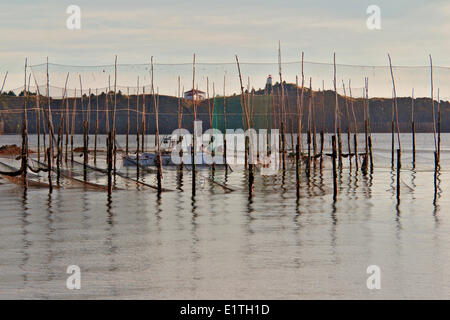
[1,0,450,96]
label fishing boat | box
[123,137,227,168]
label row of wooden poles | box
[15,50,443,201]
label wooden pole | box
[57,115,62,185]
[192,54,196,196]
[332,135,337,200]
[320,81,325,168]
[348,80,358,170]
[136,78,140,179]
[0,71,8,94]
[299,54,305,160]
[22,59,28,187]
[363,80,369,173]
[342,81,352,169]
[296,141,300,198]
[333,53,342,168]
[411,88,416,168]
[113,56,118,175]
[278,42,286,171]
[65,84,69,163]
[295,75,301,173]
[397,148,401,201]
[365,78,373,172]
[388,54,402,170]
[236,55,254,195]
[306,78,312,175]
[83,121,88,181]
[71,89,76,163]
[126,87,130,155]
[430,55,438,170]
[35,79,41,162]
[60,73,69,163]
[106,131,113,193]
[79,75,84,124]
[106,76,110,133]
[47,147,52,193]
[141,86,146,154]
[223,74,227,173]
[87,88,91,150]
[46,57,55,164]
[437,88,441,167]
[151,57,162,193]
[94,88,99,164]
[312,86,317,161]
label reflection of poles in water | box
[433,166,441,210]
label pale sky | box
[2,0,450,98]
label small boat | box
[123,152,172,167]
[123,137,227,168]
[123,151,227,168]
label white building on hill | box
[184,89,206,100]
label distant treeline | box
[0,83,447,134]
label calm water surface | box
[0,133,450,299]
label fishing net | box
[0,58,447,138]
[20,60,450,100]
[212,94,272,132]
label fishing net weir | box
[21,60,450,99]
[5,59,444,139]
[1,58,449,170]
